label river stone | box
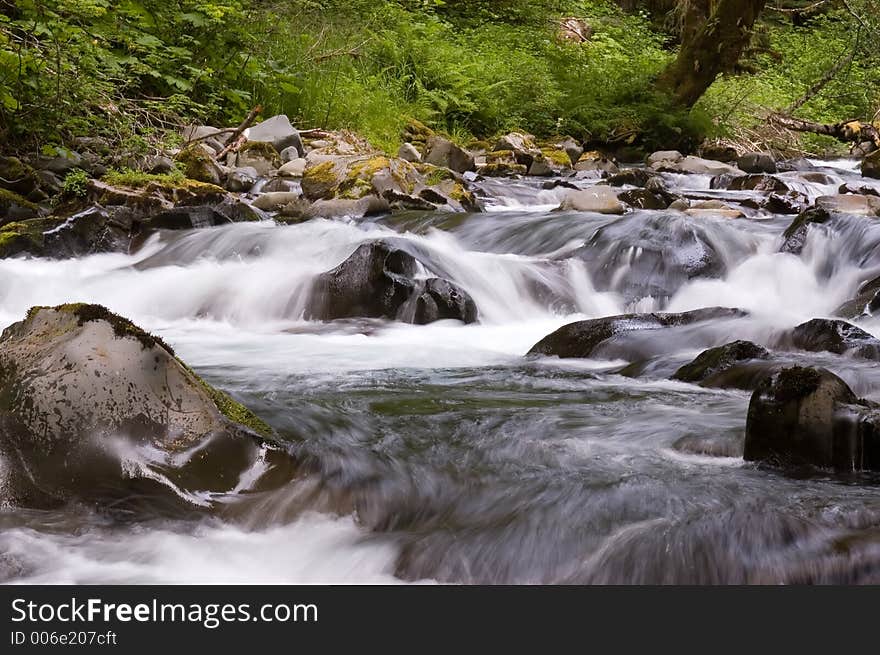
[398,143,422,163]
[744,366,880,471]
[863,150,880,179]
[673,340,770,385]
[0,304,276,506]
[647,150,683,167]
[253,192,302,211]
[424,136,475,173]
[605,168,657,187]
[557,187,625,214]
[245,114,303,156]
[574,213,730,302]
[235,142,282,177]
[780,205,833,255]
[782,318,880,360]
[618,188,668,210]
[306,241,477,325]
[527,307,745,359]
[737,152,777,174]
[835,275,880,318]
[814,194,880,216]
[278,158,307,178]
[493,132,541,168]
[226,166,259,192]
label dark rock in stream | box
[306,241,478,325]
[835,275,880,318]
[781,318,880,360]
[673,340,770,386]
[710,173,789,194]
[0,304,289,508]
[780,205,832,255]
[744,366,880,472]
[527,307,745,359]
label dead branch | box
[214,105,262,161]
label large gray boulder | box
[423,136,475,174]
[245,114,304,157]
[305,241,477,324]
[0,304,281,506]
[781,318,880,360]
[744,366,880,471]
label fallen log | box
[770,114,880,156]
[214,105,263,161]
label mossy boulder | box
[0,304,280,507]
[478,151,527,177]
[235,141,281,176]
[493,132,541,168]
[574,151,619,175]
[782,318,880,360]
[673,340,771,386]
[175,145,223,185]
[0,217,64,258]
[0,156,39,195]
[528,147,574,176]
[402,119,435,150]
[0,188,40,223]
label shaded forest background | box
[1,0,879,157]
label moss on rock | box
[0,217,64,258]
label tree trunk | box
[657,0,767,107]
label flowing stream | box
[3,161,880,584]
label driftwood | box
[214,105,263,161]
[770,114,880,155]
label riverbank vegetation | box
[1,1,878,157]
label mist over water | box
[4,161,880,584]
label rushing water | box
[3,161,880,584]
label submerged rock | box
[744,366,880,471]
[0,304,280,507]
[527,307,745,359]
[673,340,770,385]
[780,205,832,255]
[306,241,477,325]
[863,150,880,180]
[835,275,880,318]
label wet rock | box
[673,340,770,385]
[527,307,745,359]
[306,241,477,324]
[605,168,657,187]
[815,194,880,216]
[744,366,880,471]
[863,150,880,179]
[226,166,259,192]
[424,136,475,174]
[684,200,744,219]
[557,187,625,214]
[574,213,730,302]
[762,193,807,215]
[245,114,303,157]
[835,275,880,318]
[656,156,740,176]
[398,143,422,163]
[839,183,880,197]
[780,205,832,255]
[782,318,880,360]
[283,196,390,220]
[0,304,277,506]
[776,158,817,172]
[618,188,668,210]
[0,189,40,223]
[710,173,789,193]
[737,152,777,174]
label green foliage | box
[699,7,880,154]
[61,169,89,198]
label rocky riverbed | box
[3,119,880,583]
